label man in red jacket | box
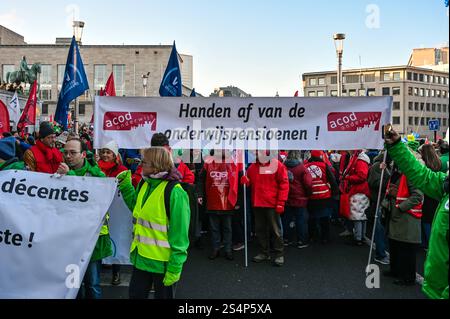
[23,121,63,173]
[241,150,289,266]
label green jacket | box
[440,153,448,173]
[0,159,26,171]
[387,141,449,299]
[119,175,190,275]
[67,160,112,262]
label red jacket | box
[176,161,195,184]
[342,152,370,198]
[98,160,128,178]
[246,159,289,208]
[203,160,239,211]
[285,161,312,208]
[30,140,63,173]
[304,161,332,200]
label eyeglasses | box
[63,151,81,156]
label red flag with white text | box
[17,80,37,132]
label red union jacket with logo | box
[203,160,239,211]
[304,161,332,200]
[246,158,289,208]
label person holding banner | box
[117,147,190,299]
[59,138,113,298]
[241,150,289,267]
[385,126,448,298]
[198,149,241,261]
[98,140,128,286]
[23,121,63,173]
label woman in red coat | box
[98,140,128,285]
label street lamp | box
[333,33,345,97]
[72,20,85,134]
[142,72,150,96]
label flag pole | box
[241,149,248,268]
[366,149,388,273]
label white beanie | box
[101,140,119,157]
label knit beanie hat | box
[0,136,16,160]
[39,121,55,139]
[100,140,119,157]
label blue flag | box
[190,88,196,97]
[159,41,182,97]
[446,0,449,7]
[55,36,89,130]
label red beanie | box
[310,150,322,158]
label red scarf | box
[98,160,118,177]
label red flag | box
[17,80,37,132]
[294,90,299,97]
[0,100,11,135]
[104,73,116,96]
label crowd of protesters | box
[0,122,448,299]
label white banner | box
[103,190,132,265]
[0,170,117,299]
[94,96,392,150]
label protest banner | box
[0,170,116,299]
[94,96,392,151]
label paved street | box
[101,224,426,299]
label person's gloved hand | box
[240,175,250,186]
[275,205,284,214]
[384,124,401,145]
[116,170,131,183]
[163,271,181,286]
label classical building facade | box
[0,25,194,124]
[302,65,449,138]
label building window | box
[426,103,430,111]
[431,89,435,97]
[432,103,436,112]
[438,104,442,112]
[429,75,434,83]
[408,102,413,110]
[424,74,428,82]
[426,117,430,124]
[393,102,400,110]
[342,90,348,97]
[419,74,424,82]
[414,87,418,96]
[407,72,412,81]
[330,90,337,96]
[393,87,400,95]
[443,91,447,98]
[2,64,15,83]
[309,78,317,86]
[419,88,424,97]
[414,117,419,125]
[408,87,413,96]
[113,64,126,96]
[318,78,325,85]
[42,104,48,115]
[443,104,447,113]
[413,73,418,81]
[349,89,357,96]
[364,73,375,82]
[39,89,51,100]
[421,118,425,126]
[436,90,441,98]
[444,118,448,126]
[308,91,317,97]
[393,72,401,81]
[330,76,337,84]
[383,73,391,81]
[345,75,360,83]
[366,88,376,96]
[382,87,390,95]
[420,103,424,111]
[439,76,444,84]
[408,117,413,125]
[39,65,52,85]
[57,64,66,93]
[317,91,324,97]
[78,103,85,115]
[425,89,429,97]
[94,64,107,94]
[434,76,439,84]
[358,89,366,96]
[393,117,400,125]
[414,102,419,111]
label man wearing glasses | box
[57,138,112,299]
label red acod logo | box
[103,112,157,131]
[327,112,381,131]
